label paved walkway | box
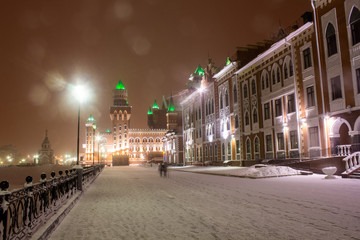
[48,166,360,240]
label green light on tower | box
[148,107,153,115]
[226,57,231,66]
[152,100,159,109]
[194,65,205,76]
[115,80,126,90]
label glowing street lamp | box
[71,83,90,165]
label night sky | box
[0,0,310,155]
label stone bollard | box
[72,165,83,191]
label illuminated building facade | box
[83,81,166,165]
[38,130,55,165]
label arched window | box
[289,60,294,77]
[227,119,230,131]
[143,138,147,143]
[272,70,276,84]
[245,112,249,126]
[277,67,281,83]
[225,90,229,106]
[251,80,256,95]
[220,93,223,109]
[253,109,258,123]
[350,7,360,45]
[262,76,265,90]
[284,63,288,79]
[266,73,270,88]
[326,23,337,56]
[149,138,154,143]
[243,84,248,99]
[233,84,238,103]
[246,138,251,154]
[235,115,239,129]
[254,137,260,153]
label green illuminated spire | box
[147,107,153,115]
[106,128,110,133]
[194,65,205,76]
[161,96,167,110]
[226,57,231,66]
[115,80,125,90]
[167,94,175,112]
[152,100,159,109]
[87,114,95,122]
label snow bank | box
[171,165,300,178]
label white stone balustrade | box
[342,152,360,173]
[337,145,351,156]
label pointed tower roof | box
[226,57,231,66]
[194,65,205,76]
[115,80,126,90]
[147,107,153,115]
[167,94,175,112]
[106,128,110,133]
[152,100,159,109]
[161,96,168,110]
[87,114,96,122]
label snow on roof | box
[213,62,236,79]
[235,22,313,75]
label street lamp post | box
[77,104,80,165]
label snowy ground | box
[48,166,360,240]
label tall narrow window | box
[225,90,229,107]
[306,86,315,107]
[212,99,214,113]
[235,115,239,129]
[233,84,238,103]
[277,67,281,83]
[350,7,360,46]
[287,93,295,113]
[254,137,259,153]
[277,133,284,151]
[236,140,240,154]
[303,48,312,69]
[266,135,272,152]
[220,93,223,109]
[331,76,342,100]
[272,70,276,84]
[251,80,256,95]
[245,112,250,126]
[266,73,270,88]
[326,23,337,56]
[356,68,360,94]
[205,101,208,116]
[262,76,265,90]
[284,63,288,79]
[253,109,258,123]
[246,139,251,154]
[290,131,298,149]
[289,60,294,76]
[264,103,270,120]
[243,84,248,99]
[309,127,319,147]
[275,98,282,117]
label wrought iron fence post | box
[0,181,10,240]
[73,165,83,191]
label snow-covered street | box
[49,166,360,240]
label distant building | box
[38,130,55,165]
[83,80,167,166]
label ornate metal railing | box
[0,165,103,240]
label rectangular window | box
[264,103,270,120]
[277,133,284,151]
[306,86,315,107]
[331,76,342,100]
[303,48,312,69]
[309,127,319,147]
[290,131,298,149]
[287,94,295,113]
[275,99,282,117]
[266,135,272,152]
[357,68,360,94]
